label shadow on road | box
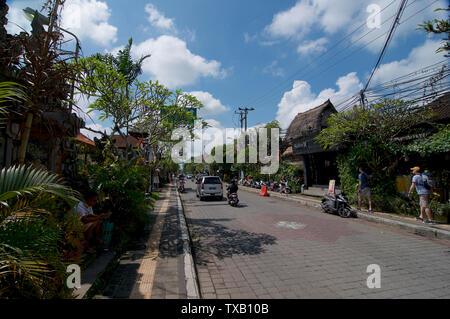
[187,217,277,265]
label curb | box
[176,189,201,299]
[240,186,450,241]
[355,211,450,241]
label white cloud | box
[81,123,112,140]
[6,0,118,46]
[262,0,448,55]
[61,0,117,46]
[276,72,363,129]
[371,39,445,85]
[132,35,227,88]
[265,0,320,39]
[188,91,229,117]
[262,60,285,77]
[297,37,328,55]
[145,3,175,31]
[5,0,38,34]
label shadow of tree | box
[157,204,183,259]
[187,218,277,266]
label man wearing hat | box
[408,166,433,224]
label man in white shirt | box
[408,166,433,224]
[76,192,110,254]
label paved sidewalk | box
[240,186,450,240]
[99,185,194,299]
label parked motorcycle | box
[320,192,354,218]
[280,182,292,194]
[269,181,280,192]
[228,193,239,207]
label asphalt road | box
[180,181,450,299]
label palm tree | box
[0,82,29,123]
[114,38,151,85]
[0,165,81,298]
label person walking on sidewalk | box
[408,166,433,224]
[357,167,373,213]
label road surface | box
[180,180,450,299]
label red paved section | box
[238,214,362,242]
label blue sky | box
[6,0,448,152]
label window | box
[203,177,221,184]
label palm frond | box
[0,165,81,219]
[0,82,29,121]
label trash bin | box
[101,221,114,248]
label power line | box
[246,0,438,111]
[244,0,403,107]
[362,0,409,98]
[335,60,447,110]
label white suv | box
[196,176,223,201]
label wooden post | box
[18,112,33,164]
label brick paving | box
[101,185,187,299]
[181,181,450,299]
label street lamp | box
[23,7,81,113]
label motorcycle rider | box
[178,173,185,192]
[280,175,287,193]
[227,178,239,200]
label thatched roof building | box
[285,99,337,155]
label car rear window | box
[203,177,221,184]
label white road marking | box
[276,221,306,230]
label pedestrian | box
[153,169,160,190]
[357,167,373,213]
[408,166,433,224]
[75,190,111,254]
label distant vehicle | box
[196,176,223,201]
[196,174,208,184]
[178,178,185,193]
[186,174,193,179]
[228,192,239,207]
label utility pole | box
[238,107,255,132]
[235,110,244,131]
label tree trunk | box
[18,112,33,164]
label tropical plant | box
[418,6,450,57]
[0,165,81,298]
[81,163,151,248]
[1,0,80,164]
[0,81,28,123]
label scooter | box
[280,182,292,194]
[228,193,239,207]
[320,191,354,218]
[269,181,280,192]
[178,179,185,193]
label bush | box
[82,163,151,248]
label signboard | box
[161,107,197,126]
[138,140,145,152]
[328,180,336,194]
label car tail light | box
[201,183,204,189]
[221,183,223,189]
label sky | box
[5,0,448,156]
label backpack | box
[422,175,431,190]
[367,174,374,188]
[362,173,373,188]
